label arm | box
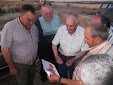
[47,74,81,85]
[1,46,18,76]
[66,51,88,66]
[52,44,63,64]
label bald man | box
[52,13,89,79]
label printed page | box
[41,59,60,77]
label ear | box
[95,36,103,44]
[20,13,23,17]
[41,9,43,14]
[76,21,79,26]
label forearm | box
[75,51,88,59]
[48,74,80,85]
[52,44,58,58]
[1,46,15,69]
[61,78,80,85]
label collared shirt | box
[1,18,39,65]
[52,25,89,56]
[73,41,113,81]
[108,26,113,44]
[39,14,60,36]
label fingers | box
[66,61,72,66]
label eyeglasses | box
[43,13,53,16]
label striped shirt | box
[1,18,39,65]
[72,41,113,81]
[52,25,89,56]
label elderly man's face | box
[84,26,97,48]
[66,16,78,35]
[42,6,53,22]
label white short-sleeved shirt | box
[52,25,89,56]
[1,18,39,65]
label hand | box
[55,56,63,64]
[66,58,75,67]
[47,74,59,83]
[9,66,18,76]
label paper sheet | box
[41,59,60,77]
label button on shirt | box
[39,14,60,36]
[52,25,89,56]
[1,18,39,65]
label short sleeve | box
[52,26,62,45]
[1,22,13,48]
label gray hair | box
[20,4,36,15]
[41,2,53,10]
[66,13,78,23]
[90,24,109,41]
[80,54,113,85]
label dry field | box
[0,1,100,30]
[52,2,101,10]
[0,1,99,85]
[0,1,41,14]
[0,1,40,5]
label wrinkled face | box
[66,16,78,35]
[20,11,36,29]
[84,26,96,48]
[42,6,53,22]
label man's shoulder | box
[53,14,59,18]
[38,16,46,23]
[58,25,66,31]
[60,25,66,29]
[77,26,85,30]
[4,18,18,28]
[76,26,85,33]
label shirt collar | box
[65,26,78,36]
[89,41,108,50]
[17,17,33,30]
[17,17,25,29]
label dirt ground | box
[0,1,97,85]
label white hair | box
[80,54,113,85]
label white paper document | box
[41,59,60,77]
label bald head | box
[66,15,76,25]
[91,15,110,31]
[65,14,79,35]
[91,15,101,24]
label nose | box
[30,21,34,25]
